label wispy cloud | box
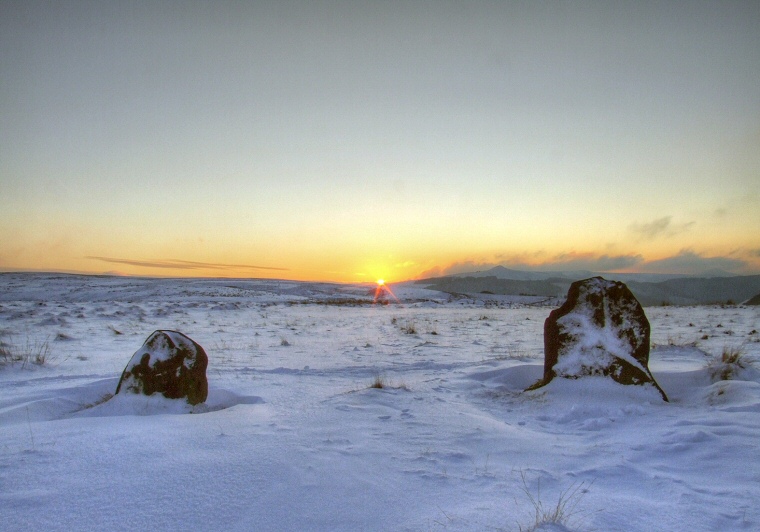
[87,256,288,272]
[629,216,694,240]
[541,252,643,272]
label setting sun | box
[372,278,399,304]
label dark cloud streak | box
[629,216,695,240]
[87,256,288,272]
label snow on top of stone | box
[553,283,648,377]
[126,330,199,368]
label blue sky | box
[1,1,758,281]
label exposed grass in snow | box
[0,335,53,369]
[708,345,750,381]
[368,374,410,391]
[515,471,593,532]
[391,317,418,335]
[369,374,386,389]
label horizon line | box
[2,267,758,285]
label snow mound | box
[75,388,264,418]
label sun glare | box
[372,278,399,304]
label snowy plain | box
[1,273,759,531]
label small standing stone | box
[115,330,209,405]
[533,277,668,401]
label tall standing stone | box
[534,277,668,401]
[116,330,209,405]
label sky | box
[1,1,758,283]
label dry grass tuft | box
[367,374,410,391]
[708,345,749,381]
[0,336,53,369]
[515,471,593,532]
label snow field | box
[1,275,759,531]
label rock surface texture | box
[115,330,208,405]
[538,277,668,401]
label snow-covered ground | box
[1,274,759,531]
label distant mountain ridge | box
[452,265,726,283]
[417,266,760,305]
[452,266,563,281]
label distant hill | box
[452,265,688,283]
[416,270,760,306]
[451,266,582,281]
[626,275,760,305]
[746,293,760,305]
[415,275,563,298]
